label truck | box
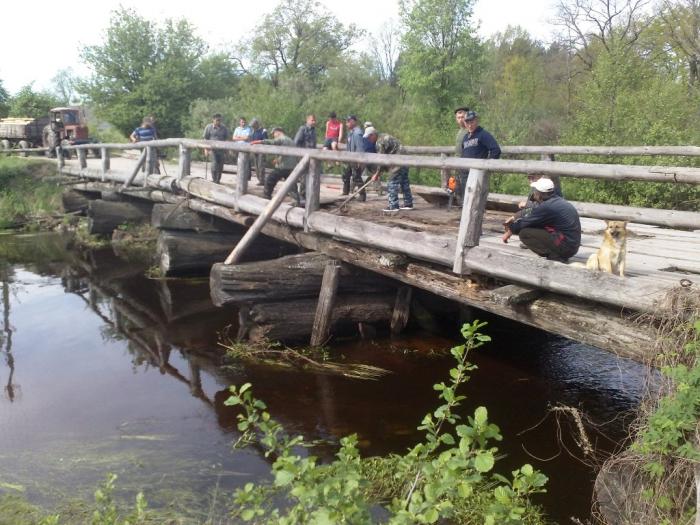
[0,107,99,157]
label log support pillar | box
[146,146,157,177]
[390,285,413,335]
[310,259,342,346]
[453,168,489,274]
[121,149,147,191]
[440,153,448,188]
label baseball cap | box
[346,115,358,121]
[454,106,470,114]
[363,126,377,138]
[530,177,555,192]
[464,110,478,121]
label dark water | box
[0,232,650,523]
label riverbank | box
[0,157,63,230]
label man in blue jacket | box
[460,110,500,201]
[502,177,581,262]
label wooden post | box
[57,147,64,173]
[121,149,147,191]
[178,144,191,180]
[101,148,110,180]
[235,152,250,210]
[310,259,342,346]
[453,168,489,274]
[224,155,310,265]
[146,146,156,176]
[440,153,448,188]
[78,148,87,169]
[390,285,412,335]
[304,158,322,232]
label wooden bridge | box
[16,139,700,363]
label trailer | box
[0,116,50,154]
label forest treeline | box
[1,0,699,208]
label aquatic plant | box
[225,320,549,524]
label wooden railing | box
[11,138,700,314]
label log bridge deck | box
[41,139,700,363]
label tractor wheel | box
[18,140,29,157]
[1,140,10,153]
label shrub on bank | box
[0,157,61,229]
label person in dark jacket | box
[202,113,230,184]
[460,110,500,201]
[502,177,581,262]
[342,115,366,199]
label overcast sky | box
[2,0,558,95]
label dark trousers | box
[342,164,365,198]
[210,151,224,184]
[387,167,413,209]
[264,168,299,203]
[519,228,575,261]
[253,153,266,185]
[457,170,469,203]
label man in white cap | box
[502,177,581,262]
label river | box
[0,231,650,523]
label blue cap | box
[465,110,478,121]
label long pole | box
[224,155,310,265]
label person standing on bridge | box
[502,177,581,262]
[252,127,301,206]
[130,117,159,174]
[202,114,230,184]
[364,127,414,212]
[293,114,317,203]
[342,115,366,199]
[460,110,501,200]
[232,117,252,142]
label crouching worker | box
[251,127,301,205]
[365,127,414,212]
[502,178,580,262]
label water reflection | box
[0,232,651,523]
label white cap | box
[363,126,377,138]
[530,177,554,192]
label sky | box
[1,0,558,95]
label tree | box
[242,0,359,87]
[51,68,79,106]
[655,0,700,88]
[0,80,9,118]
[8,84,60,118]
[79,7,225,138]
[398,0,483,111]
[370,20,403,86]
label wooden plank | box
[454,168,489,273]
[100,148,110,179]
[224,155,309,265]
[390,286,412,334]
[490,284,543,305]
[78,148,87,169]
[178,144,190,180]
[305,158,322,232]
[310,259,342,346]
[121,149,147,190]
[235,152,250,209]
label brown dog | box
[586,220,628,277]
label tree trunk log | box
[210,252,393,306]
[61,190,95,214]
[247,293,394,343]
[87,199,153,235]
[151,203,244,233]
[158,230,296,277]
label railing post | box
[78,148,87,170]
[146,146,156,176]
[304,158,322,232]
[235,152,250,210]
[101,148,110,181]
[453,168,489,274]
[440,153,448,188]
[57,147,64,173]
[178,144,191,180]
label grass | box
[0,157,63,230]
